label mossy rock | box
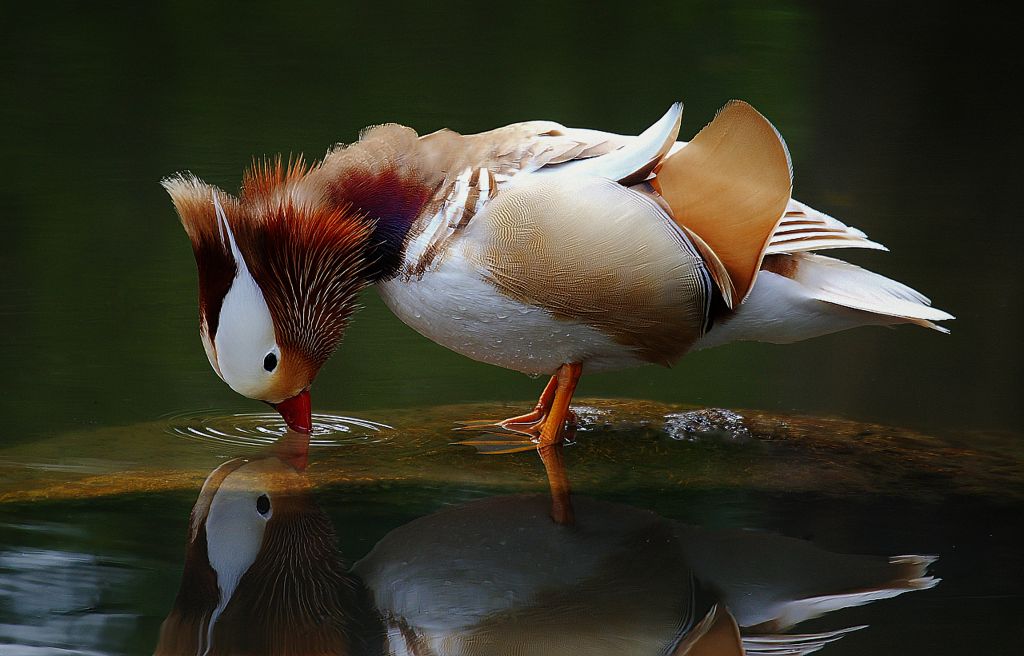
[1,399,1021,505]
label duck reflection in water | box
[156,436,938,656]
[155,435,382,656]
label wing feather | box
[468,176,712,365]
[741,627,864,656]
[653,101,794,309]
[765,200,887,255]
[523,103,683,185]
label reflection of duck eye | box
[256,494,271,517]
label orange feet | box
[536,363,581,525]
[454,363,583,525]
[454,374,558,443]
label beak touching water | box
[272,389,312,434]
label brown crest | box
[167,128,440,390]
[162,174,240,343]
[236,159,375,374]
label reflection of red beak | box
[273,429,310,472]
[272,389,312,434]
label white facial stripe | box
[210,193,281,400]
[213,193,242,265]
[215,271,278,399]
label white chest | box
[377,246,645,376]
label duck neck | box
[326,165,435,283]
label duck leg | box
[499,374,560,430]
[536,362,582,525]
[453,363,582,525]
[454,374,559,438]
[453,375,564,454]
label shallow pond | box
[1,2,1020,654]
[2,402,1021,654]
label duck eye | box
[263,352,278,372]
[256,493,271,517]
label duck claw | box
[453,433,539,455]
[453,420,541,438]
[452,420,507,433]
[453,419,504,426]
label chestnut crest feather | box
[166,130,436,403]
[238,156,375,371]
[165,159,374,402]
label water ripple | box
[162,410,391,449]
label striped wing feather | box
[766,199,887,255]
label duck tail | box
[695,252,954,350]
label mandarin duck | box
[165,101,952,524]
[157,451,939,656]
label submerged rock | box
[664,408,752,441]
[1,398,1022,505]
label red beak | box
[272,389,312,434]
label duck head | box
[163,159,375,433]
[155,453,381,655]
[166,130,434,432]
